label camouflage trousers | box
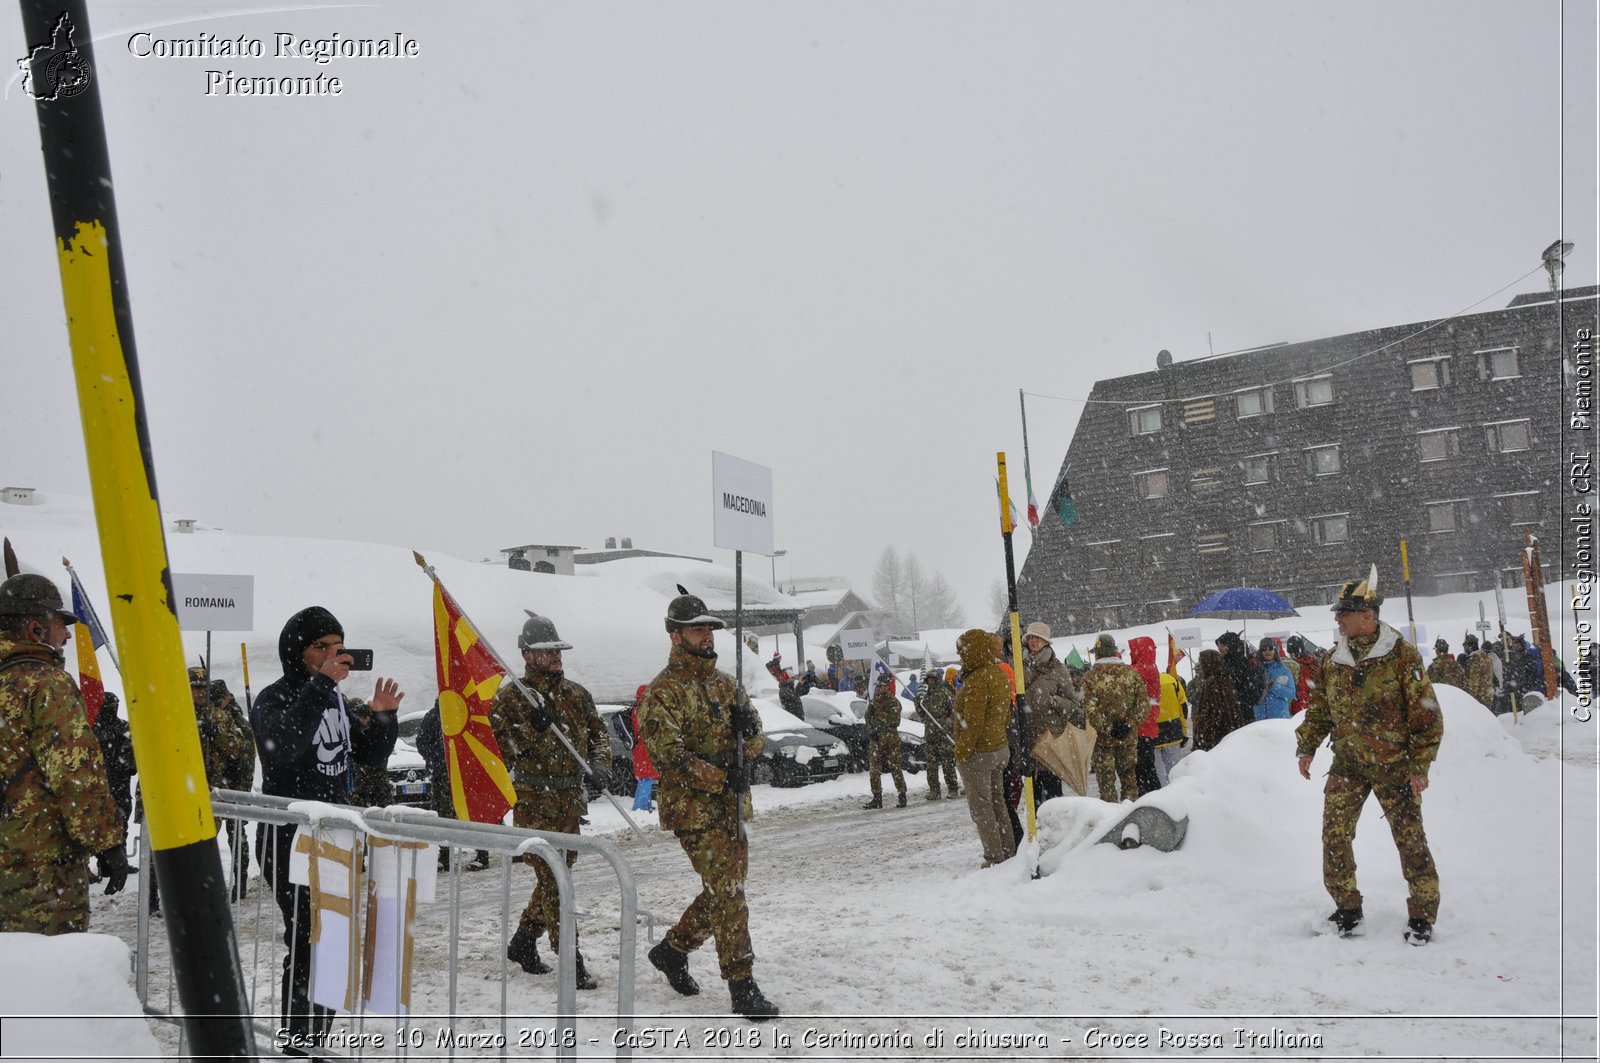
[924,740,959,797]
[513,797,582,949]
[666,822,753,981]
[0,855,90,934]
[1091,735,1139,803]
[1322,768,1439,923]
[867,731,906,798]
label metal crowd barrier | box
[132,790,639,1061]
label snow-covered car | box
[751,697,849,787]
[386,738,431,807]
[796,690,926,775]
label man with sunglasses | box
[251,605,402,1055]
[1295,571,1442,945]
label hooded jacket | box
[1128,637,1163,738]
[1215,632,1267,709]
[952,629,1011,761]
[250,607,397,802]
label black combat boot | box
[862,795,883,809]
[925,787,940,800]
[648,940,700,996]
[573,950,599,990]
[896,792,907,808]
[1327,906,1364,937]
[1403,917,1432,946]
[507,929,551,974]
[728,977,779,1021]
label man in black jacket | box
[251,606,401,1055]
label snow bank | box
[0,933,161,1062]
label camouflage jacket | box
[865,688,902,737]
[197,694,255,791]
[1079,660,1149,739]
[952,630,1011,762]
[1294,622,1442,777]
[639,644,763,833]
[1426,655,1467,689]
[1022,647,1082,741]
[1461,650,1496,708]
[915,679,956,748]
[491,668,604,784]
[0,635,124,868]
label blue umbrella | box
[1190,587,1297,621]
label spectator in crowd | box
[91,691,135,839]
[1020,622,1080,803]
[952,629,1015,868]
[1426,639,1467,688]
[0,574,126,935]
[629,684,659,812]
[1254,638,1296,721]
[251,606,401,1051]
[1215,631,1266,714]
[1286,636,1322,715]
[1128,636,1164,794]
[1079,634,1148,803]
[1191,649,1252,751]
[416,699,491,873]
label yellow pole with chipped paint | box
[997,453,1040,878]
[21,1,252,1055]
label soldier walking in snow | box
[638,592,778,1021]
[1295,571,1442,945]
[915,669,960,800]
[1426,639,1467,689]
[1458,634,1496,709]
[862,675,907,809]
[490,613,609,991]
[0,574,127,934]
[1079,634,1147,803]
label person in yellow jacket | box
[952,629,1015,867]
[1151,671,1190,787]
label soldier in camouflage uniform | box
[1459,635,1496,709]
[639,592,778,1021]
[862,678,907,809]
[915,669,959,799]
[1079,633,1147,803]
[1296,572,1442,945]
[1426,639,1467,689]
[490,613,608,991]
[0,574,127,934]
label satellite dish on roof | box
[1156,349,1173,370]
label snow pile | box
[0,933,161,1062]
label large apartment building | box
[1019,286,1596,632]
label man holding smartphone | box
[251,606,401,1055]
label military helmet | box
[187,665,209,687]
[664,593,724,633]
[518,611,572,652]
[1434,638,1449,654]
[1331,565,1383,614]
[1462,633,1479,652]
[0,573,80,624]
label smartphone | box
[342,648,374,671]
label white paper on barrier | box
[311,909,353,1013]
[365,892,406,1017]
[367,839,437,903]
[289,826,363,1015]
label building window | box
[1248,522,1286,553]
[1196,530,1230,555]
[1293,376,1334,408]
[1241,453,1278,485]
[533,560,555,574]
[1143,599,1183,624]
[545,547,562,557]
[1416,428,1461,462]
[1477,348,1521,381]
[1313,513,1349,545]
[1093,605,1127,629]
[1085,540,1120,572]
[1190,467,1224,495]
[1434,572,1477,594]
[1141,534,1176,568]
[1235,385,1275,418]
[1304,444,1342,476]
[1485,419,1532,453]
[1183,398,1216,425]
[1496,491,1541,525]
[1134,469,1169,500]
[1409,356,1453,391]
[1425,499,1466,533]
[1129,405,1163,435]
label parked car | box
[386,738,432,807]
[797,690,926,775]
[595,699,848,792]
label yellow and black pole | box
[1399,539,1418,646]
[20,2,253,1056]
[996,453,1040,879]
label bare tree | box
[988,579,1008,627]
[903,555,925,627]
[923,572,963,628]
[872,546,903,620]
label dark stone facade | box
[1020,287,1596,632]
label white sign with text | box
[711,451,775,556]
[839,627,876,660]
[172,573,255,631]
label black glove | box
[584,761,610,791]
[725,763,750,795]
[729,700,760,740]
[528,699,552,732]
[97,845,130,896]
[1107,721,1133,741]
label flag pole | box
[22,2,251,1053]
[1020,390,1038,529]
[62,558,120,673]
[412,552,649,843]
[997,452,1040,880]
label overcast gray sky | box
[3,0,1595,623]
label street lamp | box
[770,549,786,589]
[1542,239,1573,294]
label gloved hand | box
[725,763,750,795]
[528,699,552,732]
[1107,721,1133,741]
[97,845,130,896]
[1179,736,1189,748]
[729,699,760,739]
[584,761,610,791]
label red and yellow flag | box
[70,578,108,725]
[1166,629,1186,678]
[432,583,516,823]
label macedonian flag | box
[432,583,515,823]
